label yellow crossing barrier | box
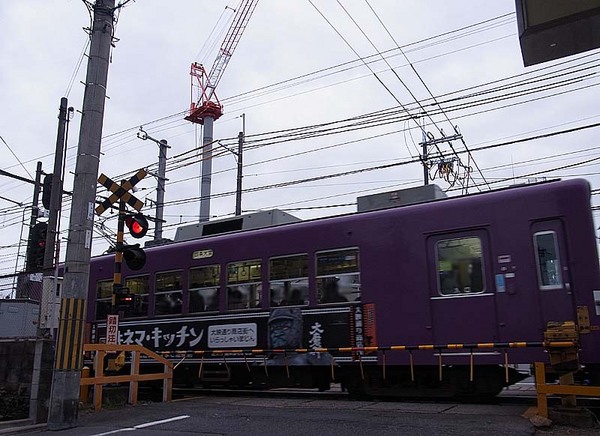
[81,344,173,412]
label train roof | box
[155,178,587,247]
[89,177,590,264]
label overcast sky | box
[1,0,599,294]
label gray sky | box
[1,0,599,293]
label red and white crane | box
[185,0,258,222]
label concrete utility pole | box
[48,0,115,430]
[235,131,244,216]
[156,139,169,239]
[137,128,169,241]
[29,99,71,424]
[420,131,463,186]
[422,124,428,186]
[26,162,43,273]
[43,98,70,272]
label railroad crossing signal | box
[125,213,149,238]
[95,168,147,216]
[96,169,149,295]
[27,221,48,272]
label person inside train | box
[322,277,347,303]
[205,292,220,311]
[441,263,461,294]
[189,292,205,312]
[281,288,303,306]
[228,288,247,310]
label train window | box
[123,275,149,318]
[316,248,361,303]
[533,231,563,289]
[436,237,485,296]
[95,280,113,320]
[227,260,262,310]
[189,265,221,312]
[155,271,183,315]
[269,254,309,306]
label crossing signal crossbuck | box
[96,169,149,271]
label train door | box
[427,230,498,344]
[530,219,575,323]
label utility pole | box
[213,127,244,216]
[421,118,428,186]
[26,162,43,274]
[29,99,71,424]
[48,0,115,430]
[137,128,169,241]
[420,131,463,186]
[156,140,169,239]
[43,98,70,272]
[235,132,243,216]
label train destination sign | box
[192,249,214,260]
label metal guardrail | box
[81,344,173,412]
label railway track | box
[161,383,600,413]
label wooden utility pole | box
[47,0,116,429]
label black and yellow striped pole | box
[112,198,126,307]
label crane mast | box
[185,0,258,223]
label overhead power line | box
[160,121,600,208]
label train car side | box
[86,179,600,396]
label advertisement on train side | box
[92,305,376,363]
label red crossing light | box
[125,213,149,239]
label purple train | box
[87,178,600,397]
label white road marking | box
[89,415,191,436]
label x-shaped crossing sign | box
[95,168,147,216]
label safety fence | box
[81,344,173,411]
[534,362,600,418]
[0,272,41,300]
[161,340,576,384]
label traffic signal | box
[27,222,48,271]
[114,287,134,311]
[125,213,149,239]
[122,244,146,270]
[42,173,53,209]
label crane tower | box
[186,0,258,222]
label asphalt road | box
[21,395,551,436]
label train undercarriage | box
[170,362,528,400]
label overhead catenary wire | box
[361,0,488,191]
[158,121,600,209]
[1,8,599,268]
[100,71,600,203]
[157,56,600,179]
[0,14,591,178]
[308,0,425,159]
